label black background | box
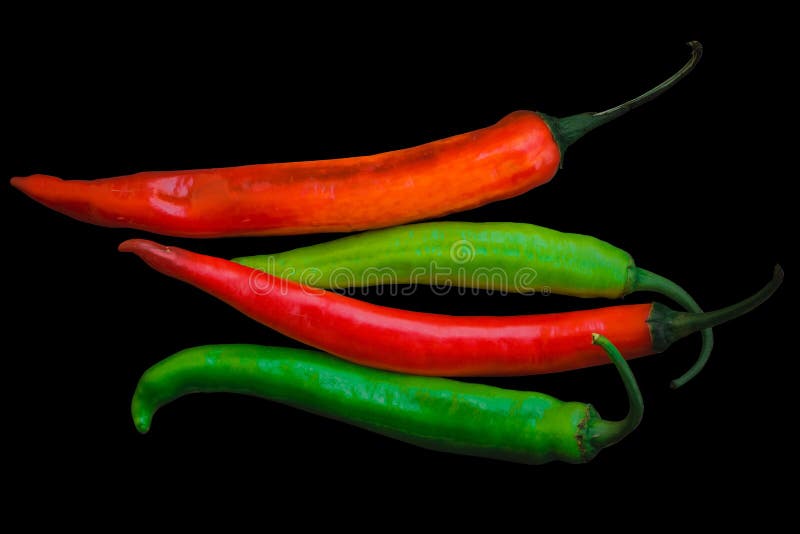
[3,12,791,512]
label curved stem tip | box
[590,333,644,449]
[543,41,703,156]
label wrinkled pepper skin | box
[132,343,640,464]
[11,44,702,238]
[12,113,559,237]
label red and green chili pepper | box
[11,43,701,238]
[120,239,780,384]
[12,38,776,465]
[233,220,714,386]
[132,334,642,464]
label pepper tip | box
[133,413,152,434]
[119,239,161,254]
[9,174,63,194]
[118,239,141,253]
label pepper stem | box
[541,41,703,157]
[647,265,784,388]
[633,267,713,389]
[672,265,784,333]
[589,334,644,449]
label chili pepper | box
[132,334,642,464]
[234,221,704,298]
[11,43,701,238]
[119,239,781,385]
[233,220,713,386]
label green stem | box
[590,334,644,449]
[632,268,701,311]
[633,267,713,389]
[541,41,702,157]
[649,265,784,388]
[671,265,784,341]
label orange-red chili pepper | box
[119,239,779,378]
[11,43,701,238]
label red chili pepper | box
[119,239,780,378]
[11,44,701,238]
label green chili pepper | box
[132,334,642,464]
[233,221,713,387]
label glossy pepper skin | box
[232,220,705,301]
[132,336,642,464]
[11,43,701,238]
[120,239,781,381]
[235,221,638,297]
[235,220,716,386]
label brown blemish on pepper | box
[575,405,592,462]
